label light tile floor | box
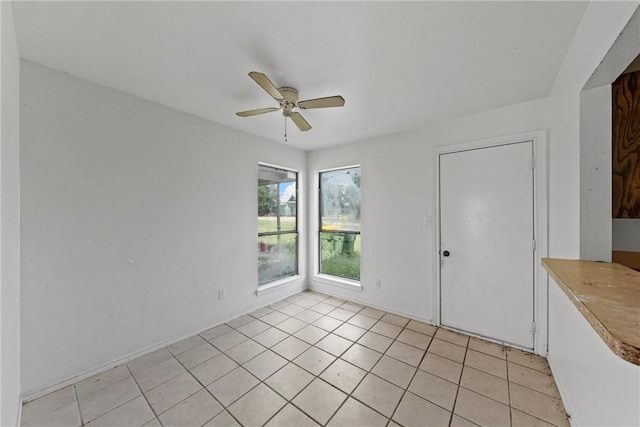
[21,291,569,427]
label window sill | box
[312,274,363,292]
[256,275,305,296]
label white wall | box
[606,8,640,255]
[579,85,612,262]
[307,98,548,323]
[546,3,640,425]
[1,1,22,425]
[548,278,640,426]
[579,7,640,261]
[547,2,639,259]
[613,219,640,251]
[20,61,307,396]
[16,0,640,411]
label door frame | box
[432,130,549,355]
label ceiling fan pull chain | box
[284,116,288,143]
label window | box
[319,166,361,280]
[257,165,298,285]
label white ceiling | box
[12,1,588,151]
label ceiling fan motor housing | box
[278,87,298,117]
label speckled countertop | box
[542,258,640,366]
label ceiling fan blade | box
[298,95,345,109]
[236,107,280,117]
[249,71,284,101]
[290,112,311,131]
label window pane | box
[320,167,361,232]
[320,232,360,280]
[258,205,296,232]
[258,233,297,285]
[258,165,298,285]
[258,165,297,233]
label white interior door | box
[440,141,535,349]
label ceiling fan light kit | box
[236,71,345,132]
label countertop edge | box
[542,258,640,366]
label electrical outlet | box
[218,289,225,300]
[375,279,381,289]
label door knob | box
[442,250,450,257]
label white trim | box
[547,352,578,427]
[432,129,549,356]
[311,274,363,292]
[21,287,304,402]
[257,161,300,173]
[534,130,550,355]
[257,161,305,287]
[308,284,433,325]
[316,163,361,174]
[310,164,363,290]
[16,395,23,427]
[256,275,305,296]
[439,324,538,353]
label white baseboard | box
[15,394,23,427]
[256,276,306,296]
[310,282,542,356]
[308,283,434,326]
[22,284,306,403]
[311,276,362,293]
[547,353,577,427]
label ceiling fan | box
[236,71,345,132]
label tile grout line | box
[210,295,342,426]
[270,295,543,425]
[320,314,386,426]
[445,334,468,427]
[72,385,85,427]
[124,363,164,426]
[400,327,468,416]
[167,341,249,427]
[249,299,345,426]
[260,300,391,426]
[506,356,554,375]
[29,291,563,427]
[312,305,455,426]
[386,325,438,427]
[76,371,147,426]
[464,347,563,398]
[468,360,564,401]
[264,304,363,426]
[394,329,507,425]
[458,343,523,425]
[310,350,382,426]
[504,377,568,427]
[506,353,513,427]
[153,342,244,424]
[427,342,560,419]
[249,294,538,426]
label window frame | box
[257,163,299,286]
[318,165,362,282]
